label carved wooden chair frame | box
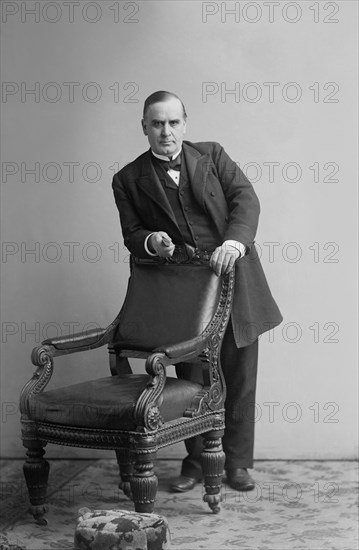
[20,253,234,524]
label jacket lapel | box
[182,142,211,208]
[135,150,183,238]
[182,142,227,238]
[136,151,177,220]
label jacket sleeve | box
[212,143,260,249]
[112,171,153,259]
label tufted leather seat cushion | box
[114,263,222,351]
[28,374,203,429]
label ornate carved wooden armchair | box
[20,250,234,524]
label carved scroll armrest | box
[20,345,55,417]
[41,328,108,356]
[155,334,211,362]
[133,352,171,431]
[39,309,123,357]
[20,313,120,416]
[20,312,123,417]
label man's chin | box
[157,144,179,156]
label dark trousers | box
[175,322,258,478]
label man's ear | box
[141,119,147,136]
[183,120,187,135]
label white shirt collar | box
[151,148,182,161]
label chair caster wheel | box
[30,504,49,525]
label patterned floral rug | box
[0,459,358,549]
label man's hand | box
[210,242,242,276]
[148,231,175,257]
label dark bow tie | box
[154,154,181,171]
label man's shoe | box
[171,475,200,493]
[226,468,255,491]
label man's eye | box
[170,121,179,126]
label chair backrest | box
[113,259,223,351]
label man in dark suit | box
[112,91,282,492]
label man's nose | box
[161,123,171,136]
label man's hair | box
[143,91,187,119]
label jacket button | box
[210,191,215,197]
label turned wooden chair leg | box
[201,428,225,514]
[130,436,158,513]
[23,440,50,525]
[115,448,134,499]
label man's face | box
[141,97,186,157]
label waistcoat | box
[151,155,221,251]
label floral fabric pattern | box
[0,459,358,550]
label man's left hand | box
[210,242,243,276]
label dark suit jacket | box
[112,141,282,347]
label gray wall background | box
[1,0,357,459]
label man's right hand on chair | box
[149,231,175,257]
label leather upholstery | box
[42,328,106,350]
[28,375,203,430]
[114,263,222,351]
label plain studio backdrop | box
[0,0,357,460]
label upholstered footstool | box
[74,508,170,550]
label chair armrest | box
[22,330,112,417]
[42,328,108,352]
[119,335,210,364]
[40,306,125,358]
[155,334,211,363]
[39,308,123,357]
